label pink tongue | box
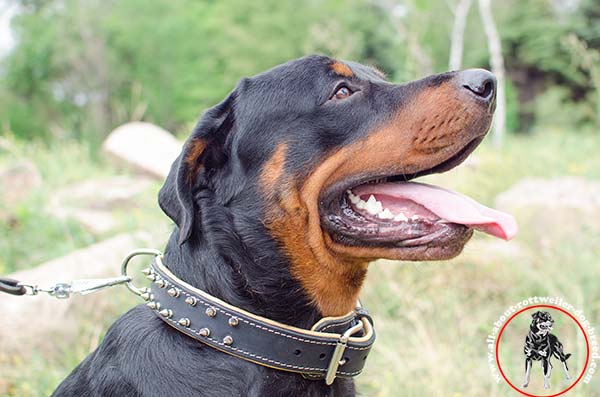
[353,181,518,240]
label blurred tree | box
[478,0,506,147]
[0,0,404,144]
[0,0,598,143]
[448,0,472,70]
[491,0,596,132]
[563,34,600,125]
[376,0,434,79]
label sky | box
[0,4,17,58]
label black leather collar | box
[142,256,376,385]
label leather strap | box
[0,277,26,295]
[145,256,375,382]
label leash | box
[0,249,375,385]
[0,249,159,298]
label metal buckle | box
[324,321,364,385]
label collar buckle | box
[324,320,364,385]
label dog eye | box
[331,85,353,101]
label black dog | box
[53,55,508,396]
[523,311,572,389]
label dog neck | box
[162,221,323,329]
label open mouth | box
[320,137,517,257]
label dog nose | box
[458,69,496,104]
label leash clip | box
[324,321,364,385]
[1,248,163,299]
[18,275,133,299]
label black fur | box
[54,55,464,396]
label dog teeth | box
[365,195,383,215]
[393,213,408,222]
[377,208,394,219]
[348,191,387,216]
[346,189,360,204]
[346,190,417,223]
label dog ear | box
[158,90,237,245]
[531,311,541,320]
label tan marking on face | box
[185,138,208,183]
[265,183,368,316]
[264,81,490,316]
[330,61,354,77]
[259,143,288,195]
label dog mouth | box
[320,137,517,258]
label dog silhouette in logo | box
[523,311,572,389]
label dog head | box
[531,311,554,335]
[159,55,516,315]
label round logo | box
[495,304,590,396]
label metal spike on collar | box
[167,288,180,298]
[185,296,197,306]
[223,335,234,345]
[199,328,210,337]
[140,292,151,301]
[205,306,217,317]
[147,301,158,310]
[159,309,173,318]
[178,318,190,327]
[155,279,167,288]
[145,273,157,282]
[228,317,239,327]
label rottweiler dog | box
[54,55,516,396]
[523,311,572,389]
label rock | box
[50,175,153,210]
[47,176,153,234]
[460,237,526,265]
[0,231,167,354]
[0,160,42,206]
[49,207,118,235]
[495,177,600,238]
[102,122,182,179]
[496,177,600,212]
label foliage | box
[0,0,405,143]
[532,86,597,134]
[563,33,600,123]
[1,0,598,142]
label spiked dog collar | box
[143,256,376,385]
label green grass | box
[0,135,165,273]
[1,131,600,396]
[0,137,112,273]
